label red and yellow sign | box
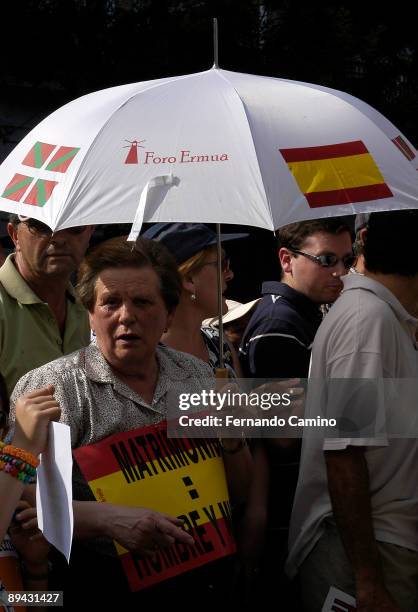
[280,140,393,208]
[73,422,235,592]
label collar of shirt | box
[83,341,197,410]
[261,280,323,322]
[342,273,418,339]
[0,253,77,304]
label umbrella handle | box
[215,368,229,379]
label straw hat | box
[203,298,260,327]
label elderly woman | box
[143,223,246,375]
[10,236,251,607]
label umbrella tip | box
[213,17,219,68]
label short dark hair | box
[278,218,352,251]
[277,218,352,278]
[363,210,418,276]
[77,236,182,312]
[8,214,20,227]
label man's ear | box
[358,227,367,247]
[7,222,19,248]
[279,247,293,275]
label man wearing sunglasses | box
[0,215,94,393]
[240,218,353,380]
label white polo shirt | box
[286,274,418,578]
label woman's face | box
[89,266,173,374]
[188,247,234,318]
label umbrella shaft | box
[216,223,224,369]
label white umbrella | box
[0,68,417,233]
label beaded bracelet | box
[2,445,39,468]
[0,454,37,476]
[0,454,37,485]
[0,463,36,484]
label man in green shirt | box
[0,215,94,393]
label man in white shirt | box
[287,210,418,612]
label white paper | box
[36,422,73,562]
[322,586,356,611]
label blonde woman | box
[143,223,246,375]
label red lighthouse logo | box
[124,139,146,164]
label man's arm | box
[325,447,401,611]
[219,440,252,505]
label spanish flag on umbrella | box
[280,140,393,208]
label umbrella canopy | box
[0,68,417,232]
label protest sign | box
[73,421,235,591]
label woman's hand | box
[12,386,61,456]
[103,505,195,557]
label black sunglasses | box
[289,248,355,270]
